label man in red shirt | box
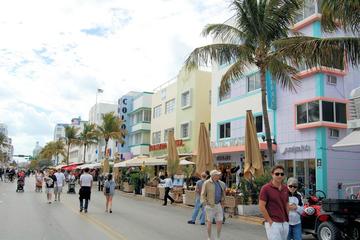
[259,165,289,240]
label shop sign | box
[281,144,311,155]
[211,137,245,148]
[149,140,184,151]
[216,155,232,162]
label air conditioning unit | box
[348,87,360,129]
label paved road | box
[0,176,269,240]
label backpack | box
[105,181,110,194]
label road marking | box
[62,200,127,240]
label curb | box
[117,190,264,225]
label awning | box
[333,129,360,148]
[78,163,101,169]
[114,156,167,167]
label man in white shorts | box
[54,169,66,202]
[201,170,226,240]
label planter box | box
[159,187,165,200]
[237,204,261,216]
[184,190,196,206]
[224,196,241,208]
[144,186,159,198]
[123,182,134,193]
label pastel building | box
[118,92,153,159]
[210,0,360,198]
[150,68,212,159]
[117,91,140,160]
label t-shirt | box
[259,182,289,222]
[80,173,93,187]
[214,181,222,204]
[54,172,66,187]
[195,179,205,198]
[45,175,57,188]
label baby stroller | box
[67,178,76,194]
[16,176,25,192]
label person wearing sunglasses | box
[259,165,289,240]
[287,178,304,240]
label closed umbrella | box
[196,122,214,175]
[167,130,180,176]
[244,110,264,180]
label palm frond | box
[202,23,245,44]
[219,59,249,96]
[274,36,360,68]
[321,0,360,34]
[185,43,253,72]
[267,55,301,92]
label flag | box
[97,88,104,93]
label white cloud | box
[0,0,232,155]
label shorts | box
[54,186,63,194]
[45,188,54,194]
[264,222,289,240]
[205,203,223,222]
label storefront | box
[276,142,317,195]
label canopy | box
[55,164,66,170]
[332,129,360,148]
[62,163,83,171]
[78,163,101,169]
[244,110,264,180]
[114,156,167,167]
[179,159,195,166]
[196,122,214,175]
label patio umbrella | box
[167,130,180,176]
[244,110,264,180]
[196,122,214,175]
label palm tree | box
[65,126,80,165]
[97,112,126,160]
[276,1,360,69]
[185,0,310,166]
[79,123,98,163]
[39,140,66,165]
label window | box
[327,75,337,85]
[296,100,347,125]
[329,129,340,138]
[153,105,161,118]
[219,122,231,139]
[322,101,334,122]
[152,131,161,144]
[255,116,263,133]
[160,89,166,101]
[143,109,151,122]
[165,99,175,114]
[131,132,142,145]
[181,91,191,108]
[247,73,261,92]
[180,123,190,139]
[295,0,318,22]
[219,88,231,102]
[164,128,174,142]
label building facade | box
[87,103,117,162]
[150,69,212,159]
[210,0,360,198]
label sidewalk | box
[116,190,265,225]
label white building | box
[32,141,42,158]
[87,102,117,162]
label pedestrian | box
[104,173,116,213]
[201,169,226,240]
[259,165,289,240]
[44,169,57,204]
[98,174,104,191]
[0,167,4,181]
[187,172,207,225]
[161,173,175,206]
[35,170,44,192]
[287,178,303,240]
[79,168,93,213]
[54,169,66,202]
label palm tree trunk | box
[83,144,87,163]
[67,143,70,165]
[260,68,274,167]
[104,140,108,159]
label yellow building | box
[150,68,211,158]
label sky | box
[0,0,232,156]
